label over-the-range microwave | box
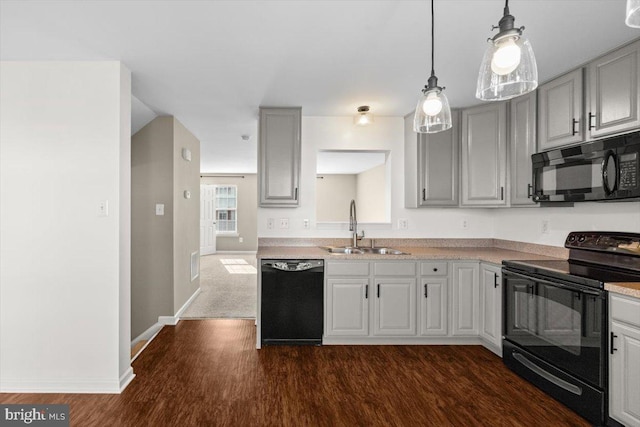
[532,131,640,202]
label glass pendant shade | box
[354,106,373,126]
[627,0,640,27]
[413,87,452,133]
[476,35,538,101]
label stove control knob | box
[567,235,576,243]
[578,235,586,243]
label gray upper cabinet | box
[509,92,537,206]
[258,107,301,207]
[418,111,459,206]
[538,68,584,151]
[587,40,640,139]
[461,102,507,206]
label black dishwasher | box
[261,259,324,346]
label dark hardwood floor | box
[1,319,589,426]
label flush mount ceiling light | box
[476,0,538,101]
[627,0,640,27]
[413,0,452,134]
[354,106,374,126]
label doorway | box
[200,184,217,255]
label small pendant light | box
[627,0,640,27]
[413,0,452,134]
[476,0,538,101]
[354,106,374,126]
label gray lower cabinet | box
[373,278,417,336]
[538,68,584,151]
[588,39,640,139]
[419,261,449,336]
[258,107,301,207]
[509,92,537,206]
[609,293,640,427]
[480,263,502,354]
[404,111,459,207]
[451,262,480,335]
[325,277,369,336]
[461,103,508,206]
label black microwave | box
[532,132,640,202]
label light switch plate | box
[98,200,109,217]
[279,218,289,229]
[182,148,192,161]
[155,204,165,216]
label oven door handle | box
[512,351,583,396]
[503,270,602,297]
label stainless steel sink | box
[321,246,408,255]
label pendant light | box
[627,0,640,27]
[413,0,452,134]
[476,0,538,101]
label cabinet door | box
[419,278,448,336]
[258,107,301,207]
[451,262,480,336]
[373,278,416,336]
[588,40,640,138]
[610,321,640,427]
[538,68,584,151]
[509,92,537,206]
[418,111,459,206]
[480,264,502,351]
[325,278,369,336]
[461,103,507,206]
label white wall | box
[356,164,386,223]
[494,202,640,246]
[0,61,132,393]
[257,116,495,239]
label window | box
[215,185,237,234]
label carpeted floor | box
[181,254,257,319]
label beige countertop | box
[256,245,563,265]
[605,282,640,299]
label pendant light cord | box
[430,0,435,78]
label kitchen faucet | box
[349,199,364,247]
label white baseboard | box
[0,377,124,394]
[119,367,135,392]
[322,336,484,345]
[158,287,201,326]
[131,322,164,362]
[215,251,257,254]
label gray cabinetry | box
[404,111,459,207]
[609,293,640,427]
[451,262,480,336]
[587,40,640,138]
[418,111,459,206]
[258,107,301,207]
[538,68,584,151]
[461,103,507,206]
[509,92,537,206]
[480,263,502,355]
[419,262,448,336]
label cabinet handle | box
[494,273,499,288]
[571,118,579,136]
[501,186,504,201]
[294,187,298,200]
[611,332,618,354]
[588,112,596,130]
[377,284,380,298]
[365,284,368,299]
[527,184,533,198]
[424,284,428,298]
[422,188,426,201]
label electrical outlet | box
[280,218,289,229]
[239,237,243,243]
[98,200,109,217]
[462,219,469,229]
[303,219,310,229]
[398,218,408,230]
[541,219,550,234]
[267,218,274,230]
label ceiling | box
[1,1,638,173]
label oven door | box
[503,270,606,388]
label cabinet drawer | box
[611,294,640,328]
[373,262,416,276]
[326,261,370,277]
[420,261,448,276]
